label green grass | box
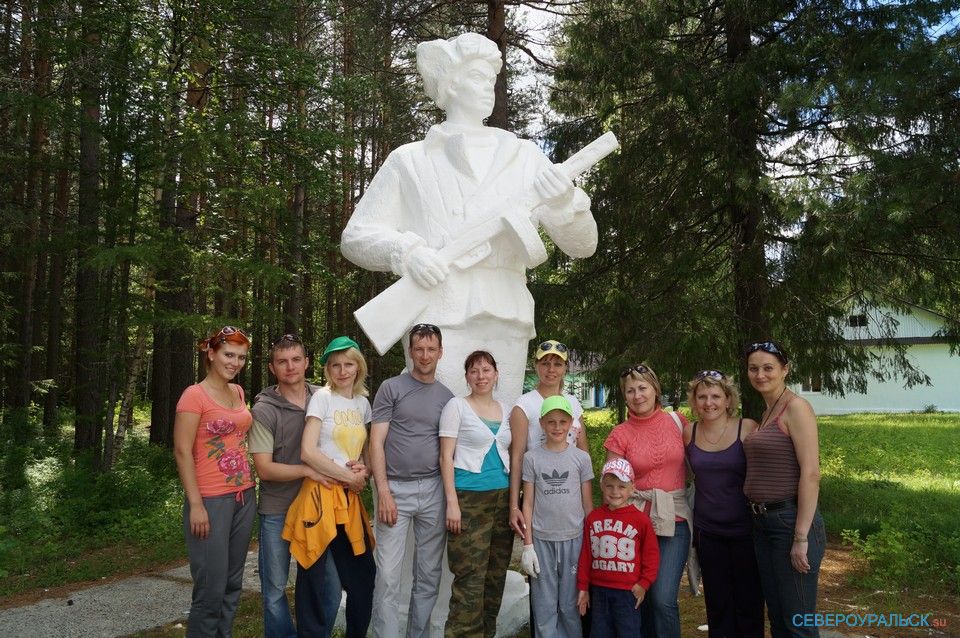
[818,412,960,594]
[582,408,960,596]
[0,409,188,598]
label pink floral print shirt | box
[176,384,255,497]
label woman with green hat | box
[287,336,376,637]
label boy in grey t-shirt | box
[521,395,594,638]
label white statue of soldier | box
[341,32,599,401]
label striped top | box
[742,399,800,503]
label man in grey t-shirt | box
[369,323,454,638]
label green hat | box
[319,336,360,364]
[540,395,573,418]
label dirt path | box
[1,542,956,637]
[679,543,960,637]
[0,551,264,638]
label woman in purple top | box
[683,370,764,638]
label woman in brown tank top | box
[743,340,825,638]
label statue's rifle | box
[354,131,620,355]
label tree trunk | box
[149,89,182,447]
[485,0,507,130]
[113,322,150,465]
[9,0,40,412]
[43,89,72,439]
[73,0,104,460]
[725,7,768,418]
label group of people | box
[173,324,824,638]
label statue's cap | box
[417,33,502,105]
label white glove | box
[521,544,540,579]
[403,245,448,289]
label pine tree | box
[545,0,960,412]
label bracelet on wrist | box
[793,536,808,542]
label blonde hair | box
[323,347,369,397]
[619,363,662,408]
[687,374,740,419]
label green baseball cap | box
[540,395,573,418]
[319,336,360,364]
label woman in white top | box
[440,350,513,637]
[296,336,375,638]
[508,339,588,537]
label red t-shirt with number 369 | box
[576,503,660,593]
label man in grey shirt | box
[369,323,454,638]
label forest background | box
[0,0,958,598]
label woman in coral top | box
[173,326,255,637]
[604,363,690,638]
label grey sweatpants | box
[371,476,446,638]
[530,536,583,638]
[183,488,256,638]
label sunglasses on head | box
[620,364,650,378]
[212,325,248,344]
[747,341,787,357]
[538,340,567,353]
[695,370,725,381]
[270,333,302,348]
[747,341,780,353]
[410,323,441,336]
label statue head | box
[417,33,502,111]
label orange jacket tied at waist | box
[282,478,374,569]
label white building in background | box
[794,301,959,414]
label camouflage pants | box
[445,487,513,638]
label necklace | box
[203,379,236,410]
[699,418,730,446]
[759,387,788,429]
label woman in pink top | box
[604,363,690,638]
[174,326,256,637]
[743,340,824,637]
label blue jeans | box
[641,520,689,638]
[591,585,642,636]
[753,505,825,638]
[259,513,340,638]
[297,523,376,638]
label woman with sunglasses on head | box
[439,350,513,637]
[290,336,376,638]
[173,326,256,637]
[508,340,589,539]
[683,370,763,638]
[743,340,824,638]
[603,363,689,638]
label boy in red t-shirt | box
[576,458,660,636]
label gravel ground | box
[0,547,532,638]
[0,551,267,638]
[0,544,851,638]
